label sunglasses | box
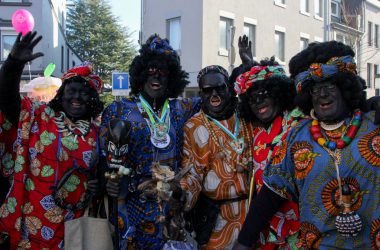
[201,85,228,94]
[148,68,170,76]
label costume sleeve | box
[0,55,24,126]
[180,120,208,212]
[263,127,299,203]
[181,97,201,122]
[237,185,286,246]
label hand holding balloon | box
[10,31,43,64]
[12,9,34,36]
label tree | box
[66,0,136,84]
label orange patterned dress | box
[180,111,252,249]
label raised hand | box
[10,31,43,63]
[238,35,253,66]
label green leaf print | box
[7,197,17,214]
[40,131,56,146]
[41,165,54,177]
[61,136,79,151]
[2,153,14,169]
[2,120,12,131]
[25,178,35,191]
[15,155,25,165]
[44,107,55,118]
[63,175,80,192]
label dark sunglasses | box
[148,68,170,76]
[201,85,228,94]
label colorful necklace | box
[205,112,245,154]
[310,110,362,150]
[311,110,364,238]
[202,112,252,173]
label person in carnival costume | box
[233,57,302,249]
[179,65,253,249]
[234,40,380,249]
[0,32,103,249]
[102,35,201,249]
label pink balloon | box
[12,9,35,36]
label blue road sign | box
[112,73,129,90]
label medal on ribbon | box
[139,95,171,149]
[206,113,245,155]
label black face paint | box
[142,60,170,101]
[106,119,131,171]
[199,72,234,119]
[61,81,91,120]
[248,87,281,125]
[311,80,349,122]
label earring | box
[310,109,318,120]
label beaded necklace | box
[310,110,362,150]
[310,109,364,237]
[55,111,91,143]
[202,112,253,172]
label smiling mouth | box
[71,102,82,108]
[319,101,333,109]
[257,105,269,114]
[150,82,162,90]
[210,96,222,107]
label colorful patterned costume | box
[180,111,251,249]
[0,97,98,250]
[252,110,303,249]
[100,96,200,249]
[264,111,380,249]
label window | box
[375,24,379,48]
[314,0,322,18]
[1,34,17,60]
[66,48,70,72]
[368,63,373,88]
[61,46,64,72]
[0,0,23,2]
[375,64,379,88]
[275,30,285,62]
[300,0,309,14]
[166,17,181,51]
[331,1,340,18]
[368,21,373,46]
[219,17,233,55]
[300,37,309,51]
[274,0,286,7]
[243,23,256,57]
[336,33,345,43]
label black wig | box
[129,35,189,98]
[239,57,296,122]
[289,41,367,115]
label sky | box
[108,0,141,46]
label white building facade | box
[0,0,82,87]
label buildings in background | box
[0,0,82,89]
[141,0,380,97]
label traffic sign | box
[112,72,129,96]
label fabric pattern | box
[0,96,98,250]
[100,96,201,249]
[180,111,251,250]
[252,109,303,249]
[264,111,380,249]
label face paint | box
[142,60,170,100]
[106,119,131,172]
[248,87,281,124]
[311,80,349,122]
[199,72,232,118]
[61,81,91,120]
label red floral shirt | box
[0,97,98,250]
